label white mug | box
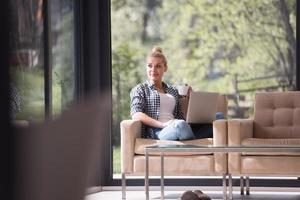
[177,85,189,96]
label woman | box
[130,46,195,140]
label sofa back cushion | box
[180,94,228,120]
[253,91,300,138]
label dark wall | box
[0,1,13,199]
[76,0,112,186]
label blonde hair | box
[148,46,167,65]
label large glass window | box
[50,0,75,117]
[9,0,75,122]
[111,0,296,175]
[9,0,45,122]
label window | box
[111,0,297,176]
[9,0,75,122]
[9,0,45,121]
[50,0,75,117]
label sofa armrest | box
[227,119,254,174]
[213,119,227,146]
[120,120,142,173]
[213,119,227,173]
[228,119,254,146]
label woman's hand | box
[132,112,166,128]
[162,119,175,128]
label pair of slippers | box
[180,190,211,200]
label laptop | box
[186,91,219,124]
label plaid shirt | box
[130,80,184,138]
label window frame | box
[75,0,112,186]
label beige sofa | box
[228,91,300,194]
[120,94,228,199]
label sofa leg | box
[122,173,126,199]
[245,176,250,195]
[240,176,244,195]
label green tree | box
[111,44,144,144]
[157,0,296,92]
[52,10,75,116]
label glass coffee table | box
[145,144,300,200]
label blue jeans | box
[154,119,195,141]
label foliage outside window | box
[8,0,75,122]
[9,0,45,122]
[111,0,296,174]
[51,0,75,117]
[9,0,75,122]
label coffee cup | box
[177,85,189,96]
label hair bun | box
[152,46,163,54]
[148,46,167,65]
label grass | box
[113,145,121,174]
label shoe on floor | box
[180,190,200,200]
[193,190,211,200]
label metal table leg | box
[122,173,126,199]
[145,151,149,200]
[222,173,227,200]
[160,153,164,200]
[240,176,244,195]
[246,176,250,195]
[228,174,233,200]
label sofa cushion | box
[253,91,300,138]
[134,138,213,156]
[241,156,300,174]
[241,138,300,155]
